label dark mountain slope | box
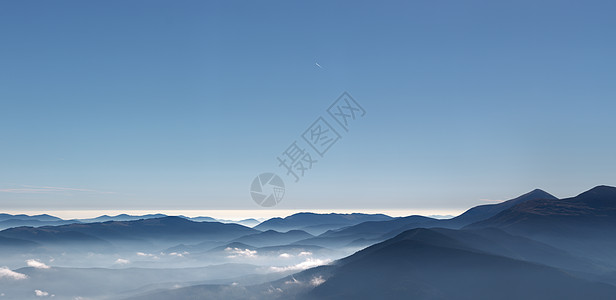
[305,235,615,300]
[307,189,557,248]
[297,215,438,248]
[255,213,392,235]
[466,185,616,264]
[231,230,313,247]
[441,188,557,228]
[468,186,616,231]
[129,227,616,300]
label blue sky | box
[1,0,615,216]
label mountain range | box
[1,185,615,299]
[254,213,393,235]
[0,213,262,230]
[125,185,616,299]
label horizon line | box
[1,208,465,221]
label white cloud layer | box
[136,252,159,259]
[114,259,130,265]
[310,276,326,286]
[269,258,331,272]
[168,252,189,257]
[225,247,257,258]
[0,267,28,280]
[26,259,51,269]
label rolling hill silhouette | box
[0,216,259,251]
[466,185,616,264]
[255,213,392,235]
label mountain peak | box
[443,188,558,229]
[574,185,616,204]
[522,188,557,200]
[582,185,616,194]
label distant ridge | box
[230,229,314,247]
[0,213,63,222]
[254,212,393,235]
[79,213,169,223]
[442,188,558,228]
[0,212,263,230]
[0,216,259,250]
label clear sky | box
[1,0,615,217]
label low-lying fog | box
[0,239,358,299]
